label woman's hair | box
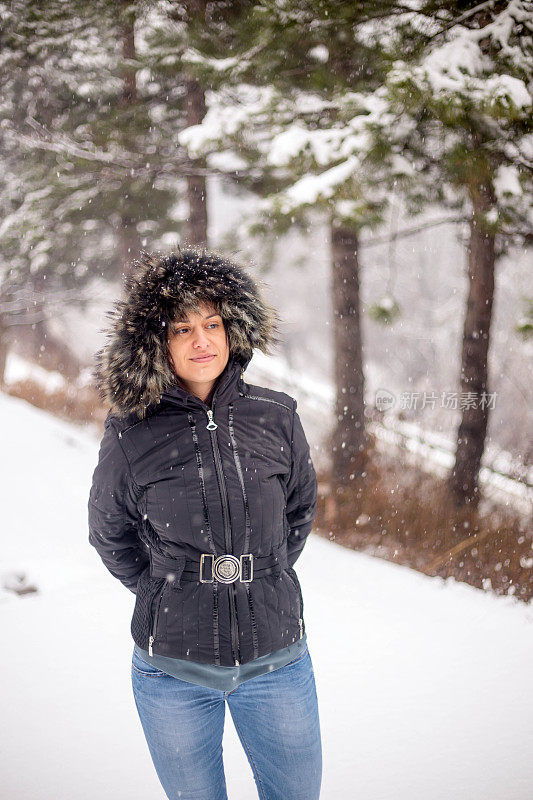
[94,247,280,418]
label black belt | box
[149,544,288,588]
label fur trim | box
[93,248,280,419]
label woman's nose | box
[192,328,210,348]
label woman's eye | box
[172,322,220,335]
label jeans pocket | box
[285,645,309,668]
[131,649,168,677]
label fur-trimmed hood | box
[94,249,280,419]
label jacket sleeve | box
[88,417,149,594]
[285,401,318,568]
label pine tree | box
[142,0,213,247]
[0,0,196,291]
[372,1,533,507]
[176,0,532,508]
[0,0,210,375]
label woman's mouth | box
[190,354,216,363]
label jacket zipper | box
[242,394,292,413]
[205,407,241,666]
[227,404,259,660]
[148,580,166,656]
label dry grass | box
[315,446,532,603]
[5,378,107,430]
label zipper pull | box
[206,410,218,430]
[299,619,303,638]
[148,635,154,656]
[235,658,240,666]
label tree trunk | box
[118,1,141,281]
[330,220,368,489]
[0,314,8,388]
[449,181,496,508]
[185,76,208,248]
[120,1,137,105]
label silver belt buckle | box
[199,553,254,583]
[214,555,240,583]
[240,554,253,583]
[199,553,214,583]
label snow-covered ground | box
[4,350,69,392]
[1,391,532,800]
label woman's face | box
[167,301,230,400]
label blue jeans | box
[131,644,322,800]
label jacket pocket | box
[285,566,304,638]
[148,579,167,656]
[131,568,167,653]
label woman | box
[88,249,322,800]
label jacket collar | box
[160,354,252,412]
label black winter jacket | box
[88,355,318,666]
